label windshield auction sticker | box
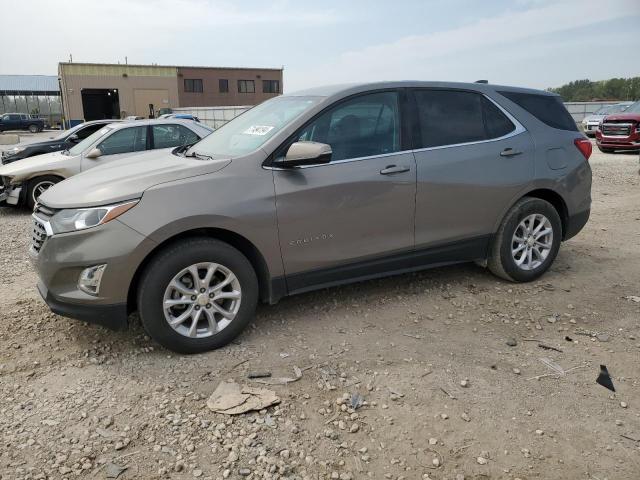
[243,125,275,136]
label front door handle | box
[380,165,410,175]
[500,148,523,157]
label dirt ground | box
[1,142,639,480]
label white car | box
[0,119,212,208]
[582,102,633,136]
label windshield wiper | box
[185,151,213,161]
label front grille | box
[30,204,56,255]
[601,122,633,136]
[31,217,47,254]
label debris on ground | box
[596,365,615,392]
[206,380,280,414]
[247,371,272,379]
[624,295,640,303]
[250,365,302,385]
[538,343,562,352]
[506,338,518,347]
[105,462,128,479]
[350,392,364,410]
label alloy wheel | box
[163,262,242,338]
[511,214,553,271]
[32,181,55,204]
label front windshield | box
[610,103,631,113]
[188,96,322,158]
[624,101,640,114]
[68,126,113,155]
[593,105,613,115]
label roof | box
[287,81,555,98]
[108,118,213,132]
[59,62,282,72]
[0,75,59,93]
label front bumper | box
[37,281,128,330]
[596,131,640,150]
[30,212,157,330]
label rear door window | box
[413,90,486,148]
[498,91,577,131]
[482,97,516,139]
[413,90,517,148]
[295,91,400,161]
[97,126,147,155]
[152,124,200,149]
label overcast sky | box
[1,0,638,92]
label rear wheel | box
[488,197,562,282]
[28,124,38,133]
[26,175,60,209]
[137,238,258,354]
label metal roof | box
[0,75,59,93]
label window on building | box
[262,80,280,94]
[238,80,255,94]
[184,79,204,93]
[219,79,229,93]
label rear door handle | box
[380,165,410,175]
[500,148,523,157]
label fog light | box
[78,264,107,295]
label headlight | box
[50,200,138,234]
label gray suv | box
[31,81,592,353]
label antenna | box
[69,53,73,63]
[475,79,488,84]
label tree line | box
[549,77,640,102]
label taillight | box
[574,138,592,161]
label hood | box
[603,113,640,122]
[583,114,605,123]
[0,150,69,179]
[40,149,232,209]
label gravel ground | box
[1,143,639,480]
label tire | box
[28,124,38,133]
[26,175,61,209]
[488,197,562,282]
[597,146,614,153]
[137,237,259,354]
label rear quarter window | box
[498,91,577,132]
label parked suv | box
[31,81,592,353]
[0,119,212,208]
[1,119,123,164]
[595,100,640,152]
[0,113,45,133]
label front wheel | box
[488,197,562,282]
[28,124,38,133]
[137,238,258,354]
[26,175,60,209]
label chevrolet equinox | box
[31,82,592,353]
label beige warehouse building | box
[59,62,283,126]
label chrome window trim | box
[265,93,527,170]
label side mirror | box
[279,141,332,168]
[85,147,102,159]
[68,134,79,143]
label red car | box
[596,100,640,153]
